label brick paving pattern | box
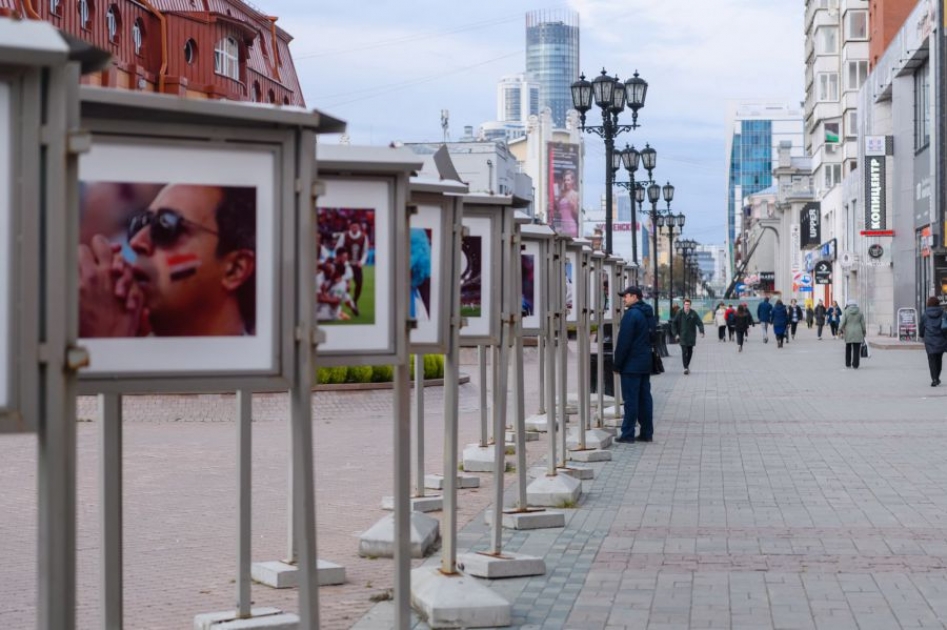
[5,332,947,629]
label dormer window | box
[106,5,121,43]
[132,19,144,56]
[214,37,240,80]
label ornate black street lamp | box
[571,69,648,254]
[615,142,657,281]
[646,181,674,319]
[658,211,685,305]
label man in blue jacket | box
[612,286,654,443]
[757,296,773,344]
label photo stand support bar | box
[100,393,123,628]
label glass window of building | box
[106,5,120,43]
[78,0,92,29]
[214,37,240,80]
[817,26,838,54]
[846,60,867,91]
[184,38,197,64]
[49,0,61,15]
[845,10,868,40]
[818,73,839,101]
[132,18,144,55]
[824,163,842,189]
[845,111,857,138]
[915,62,930,150]
[818,0,839,9]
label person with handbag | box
[612,286,655,444]
[919,296,947,386]
[839,298,867,369]
[671,298,705,374]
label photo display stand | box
[310,144,421,630]
[77,86,345,630]
[404,172,467,572]
[520,224,555,422]
[450,197,543,604]
[605,259,626,423]
[0,19,89,630]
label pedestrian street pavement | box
[357,326,947,629]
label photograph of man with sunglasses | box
[78,183,257,338]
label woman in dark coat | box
[733,304,752,352]
[770,299,789,348]
[919,296,947,386]
[827,300,842,338]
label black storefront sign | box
[759,271,775,292]
[814,260,832,285]
[865,154,886,230]
[800,202,821,248]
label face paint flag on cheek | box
[168,253,202,281]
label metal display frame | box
[459,199,504,347]
[407,178,466,354]
[601,259,616,322]
[520,224,555,335]
[564,240,578,324]
[75,87,344,394]
[314,144,419,366]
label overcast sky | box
[276,0,804,246]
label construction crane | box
[724,225,779,299]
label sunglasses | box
[128,208,218,248]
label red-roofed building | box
[0,0,304,105]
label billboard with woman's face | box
[548,143,580,237]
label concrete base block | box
[566,428,612,451]
[358,512,440,559]
[424,473,480,490]
[525,473,581,507]
[458,551,546,579]
[485,508,566,530]
[462,444,503,473]
[250,559,345,588]
[411,566,511,629]
[602,404,622,419]
[194,608,298,630]
[602,414,622,428]
[505,430,539,442]
[381,495,443,513]
[524,414,554,433]
[558,465,594,481]
[568,449,612,463]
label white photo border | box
[77,140,279,377]
[459,215,496,343]
[602,261,615,322]
[408,203,444,350]
[521,240,543,333]
[565,249,578,324]
[316,176,393,356]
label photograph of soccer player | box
[316,207,376,325]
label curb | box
[313,374,471,392]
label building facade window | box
[915,62,930,151]
[816,26,838,54]
[845,110,857,138]
[818,72,839,101]
[824,163,842,189]
[132,18,144,55]
[252,81,261,102]
[845,60,867,91]
[214,37,240,80]
[184,39,197,64]
[845,10,868,39]
[49,0,61,15]
[78,0,92,29]
[818,0,839,9]
[106,5,120,43]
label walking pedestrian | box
[788,299,804,339]
[733,304,752,352]
[839,298,867,369]
[613,286,654,443]
[827,300,842,338]
[757,296,773,343]
[805,302,814,329]
[919,296,947,386]
[671,298,705,374]
[814,299,827,340]
[771,298,789,348]
[713,301,727,342]
[725,303,736,341]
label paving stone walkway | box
[356,329,947,629]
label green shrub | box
[316,366,348,385]
[424,355,444,379]
[371,365,394,383]
[346,366,373,383]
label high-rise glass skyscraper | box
[725,102,804,263]
[526,10,580,129]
